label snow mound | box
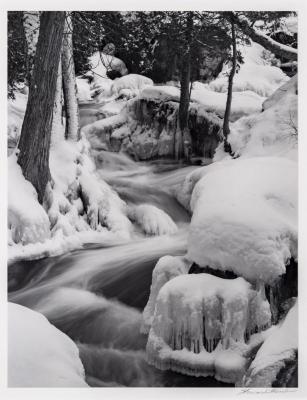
[146,274,271,383]
[141,255,191,333]
[8,154,50,245]
[242,301,297,387]
[188,157,297,284]
[128,204,178,236]
[8,302,88,387]
[209,42,289,97]
[111,74,153,97]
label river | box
[8,102,232,387]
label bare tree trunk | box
[22,11,40,84]
[51,58,64,143]
[231,12,297,61]
[176,13,193,161]
[18,12,66,204]
[223,16,237,154]
[61,13,80,141]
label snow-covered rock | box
[128,204,178,236]
[146,274,271,383]
[111,74,153,97]
[188,157,297,285]
[242,301,297,387]
[209,42,289,97]
[8,302,88,387]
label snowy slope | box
[8,302,88,387]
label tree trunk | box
[18,12,66,204]
[176,13,193,161]
[223,17,237,154]
[22,11,40,84]
[61,13,80,141]
[231,12,297,61]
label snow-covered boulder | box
[128,204,178,236]
[209,42,289,97]
[8,302,88,387]
[188,157,297,285]
[146,274,271,383]
[111,74,153,97]
[242,301,297,387]
[141,255,191,333]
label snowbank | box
[146,274,271,383]
[242,301,297,387]
[188,157,297,284]
[111,74,153,97]
[215,74,297,160]
[8,154,50,245]
[8,302,88,387]
[209,42,289,97]
[141,255,191,333]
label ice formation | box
[8,302,88,387]
[141,255,191,333]
[146,274,271,383]
[188,156,297,284]
[127,204,178,236]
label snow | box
[76,77,92,103]
[128,204,178,236]
[8,302,88,387]
[209,42,289,97]
[88,51,128,80]
[141,255,191,333]
[188,157,297,284]
[242,301,297,387]
[111,74,153,97]
[215,74,297,160]
[146,274,271,383]
[140,83,264,122]
[7,90,28,151]
[8,153,50,245]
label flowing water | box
[8,103,232,387]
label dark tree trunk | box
[223,16,237,154]
[62,13,80,141]
[176,13,193,160]
[231,12,297,61]
[18,11,66,204]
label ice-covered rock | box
[242,301,297,387]
[188,157,297,285]
[128,204,178,236]
[141,255,191,333]
[146,274,271,383]
[8,302,88,387]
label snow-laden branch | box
[231,12,297,61]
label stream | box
[8,102,232,387]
